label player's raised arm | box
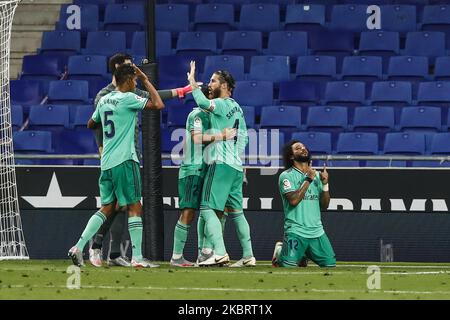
[187,61,212,110]
[284,168,316,207]
[319,165,330,210]
[134,65,164,110]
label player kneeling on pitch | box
[272,140,336,268]
[68,64,164,268]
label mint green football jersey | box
[278,167,325,238]
[192,88,248,172]
[92,90,147,171]
[179,107,211,179]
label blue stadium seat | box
[324,81,366,108]
[249,56,290,83]
[341,56,383,86]
[67,55,107,82]
[56,4,99,47]
[47,80,89,105]
[167,106,193,129]
[239,4,280,33]
[417,81,450,121]
[379,5,417,35]
[193,4,234,38]
[336,132,379,155]
[295,56,336,92]
[432,56,450,80]
[175,32,217,57]
[13,130,52,154]
[40,31,80,59]
[399,106,442,132]
[330,4,369,32]
[233,81,273,117]
[202,55,245,83]
[387,56,429,96]
[259,106,302,140]
[306,106,348,148]
[158,55,193,88]
[156,4,189,34]
[291,131,332,155]
[383,132,426,155]
[222,31,262,72]
[284,4,325,33]
[10,80,43,108]
[11,105,23,132]
[403,31,446,65]
[73,0,114,21]
[130,31,172,57]
[278,80,320,109]
[358,31,400,73]
[370,81,413,106]
[104,4,146,47]
[309,30,355,73]
[168,0,203,21]
[430,132,450,155]
[28,104,70,130]
[352,106,395,148]
[88,79,111,100]
[83,31,126,57]
[241,105,255,129]
[67,105,97,154]
[265,31,308,61]
[20,55,62,81]
[421,5,450,48]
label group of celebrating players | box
[68,52,336,269]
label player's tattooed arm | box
[192,128,236,144]
[319,166,330,210]
[284,169,316,207]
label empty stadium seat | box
[387,56,429,95]
[156,4,189,34]
[10,80,43,109]
[202,55,245,83]
[175,32,217,57]
[158,55,193,88]
[28,104,70,130]
[193,3,235,36]
[324,81,366,108]
[433,56,450,80]
[83,31,126,57]
[383,132,426,155]
[47,80,89,105]
[239,4,280,33]
[222,31,262,72]
[306,106,348,148]
[249,56,290,83]
[40,31,81,60]
[241,105,255,129]
[167,106,193,130]
[417,81,450,121]
[403,31,446,64]
[341,56,383,85]
[330,4,369,32]
[56,4,99,47]
[73,0,114,21]
[265,31,308,61]
[278,80,320,110]
[421,5,450,48]
[291,131,332,155]
[260,106,302,140]
[400,106,442,132]
[336,132,379,155]
[284,4,325,33]
[352,106,395,147]
[233,81,273,117]
[67,55,108,82]
[358,31,400,72]
[104,4,145,31]
[430,132,450,154]
[379,5,417,35]
[20,55,62,81]
[295,56,336,91]
[13,130,52,154]
[370,81,413,106]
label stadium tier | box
[11,0,450,166]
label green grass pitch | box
[1,260,450,300]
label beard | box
[210,86,221,99]
[294,153,311,163]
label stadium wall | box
[17,167,450,262]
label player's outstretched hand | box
[320,165,329,184]
[187,61,196,85]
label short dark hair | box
[214,70,235,93]
[109,53,133,73]
[282,140,301,170]
[114,64,136,86]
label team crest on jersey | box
[282,179,291,190]
[194,117,202,128]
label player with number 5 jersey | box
[188,61,255,267]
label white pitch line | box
[3,284,450,296]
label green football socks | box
[75,211,106,251]
[128,216,143,260]
[229,211,254,258]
